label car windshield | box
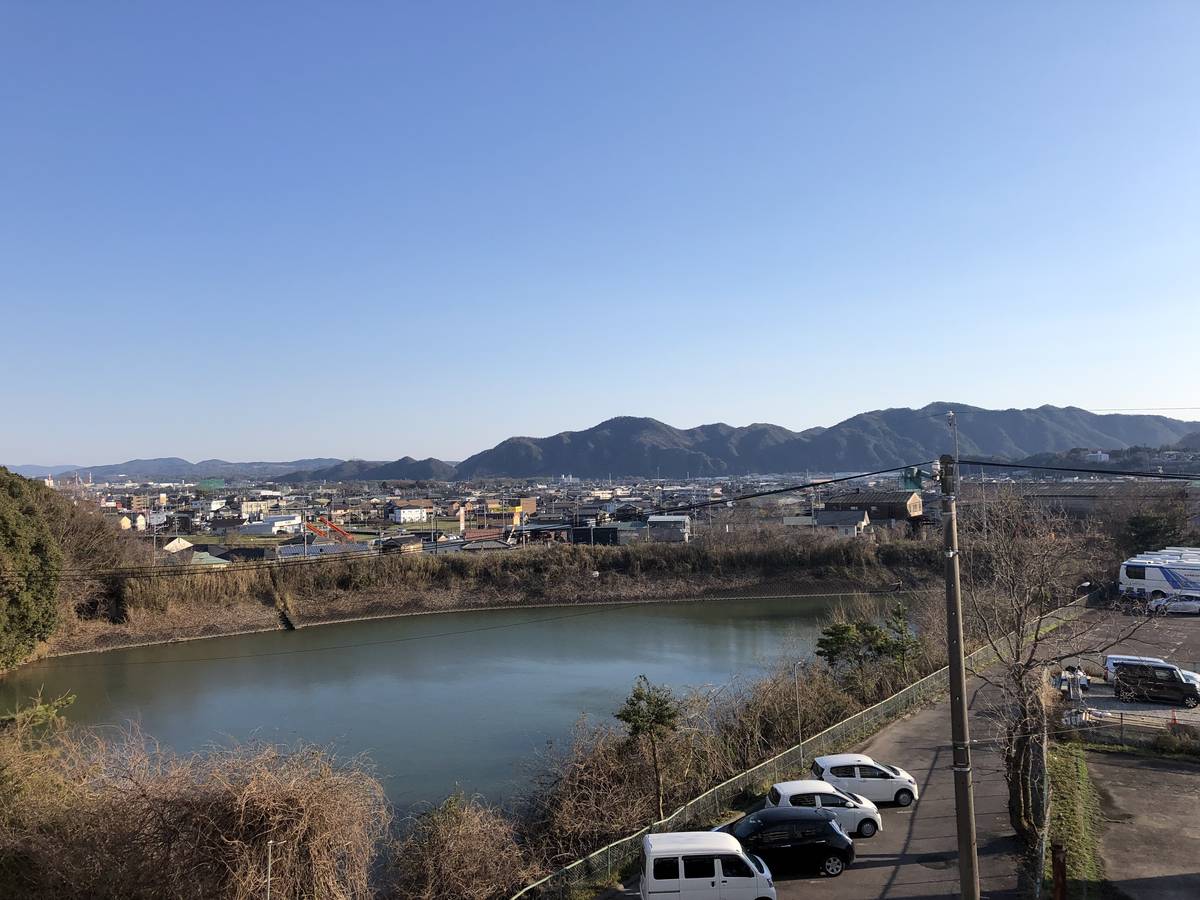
[880,763,901,776]
[732,816,761,840]
[750,854,766,874]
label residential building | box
[823,490,923,522]
[389,506,429,524]
[810,509,871,537]
[647,515,691,543]
[239,514,303,536]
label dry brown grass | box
[385,794,544,900]
[53,530,941,655]
[0,711,389,900]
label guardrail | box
[510,592,1098,898]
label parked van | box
[1120,552,1200,599]
[1113,662,1200,708]
[1103,655,1168,683]
[640,832,775,900]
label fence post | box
[1051,843,1066,900]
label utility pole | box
[940,453,980,900]
[793,660,804,766]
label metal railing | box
[509,593,1097,899]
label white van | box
[1120,554,1200,599]
[640,832,775,900]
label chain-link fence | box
[510,592,1097,900]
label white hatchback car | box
[765,779,882,838]
[1148,594,1200,615]
[811,753,919,807]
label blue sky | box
[3,3,1199,464]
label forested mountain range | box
[10,404,1197,481]
[451,403,1199,477]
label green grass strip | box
[1045,743,1105,899]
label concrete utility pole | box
[940,454,980,900]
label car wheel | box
[1151,591,1166,601]
[1118,688,1135,703]
[858,819,878,838]
[895,788,914,807]
[1185,696,1199,709]
[821,854,845,877]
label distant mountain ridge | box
[9,403,1197,482]
[282,457,457,483]
[10,458,345,482]
[452,403,1200,477]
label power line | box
[656,462,930,514]
[958,459,1197,481]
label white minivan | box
[811,753,919,806]
[640,832,775,900]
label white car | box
[810,753,919,807]
[765,779,882,837]
[1148,594,1200,615]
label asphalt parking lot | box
[1089,750,1200,900]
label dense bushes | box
[386,795,543,900]
[0,700,389,900]
[0,470,63,667]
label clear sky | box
[3,2,1199,464]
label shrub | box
[0,707,389,900]
[386,794,543,900]
[0,469,63,667]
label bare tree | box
[958,494,1148,845]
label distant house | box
[573,522,646,546]
[240,514,302,536]
[823,490,922,522]
[382,533,423,553]
[162,536,193,554]
[209,517,247,536]
[813,509,871,537]
[118,512,147,532]
[389,506,429,524]
[646,515,691,543]
[461,538,513,552]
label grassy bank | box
[1045,743,1106,900]
[43,533,941,656]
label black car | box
[717,806,854,877]
[1114,662,1200,708]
